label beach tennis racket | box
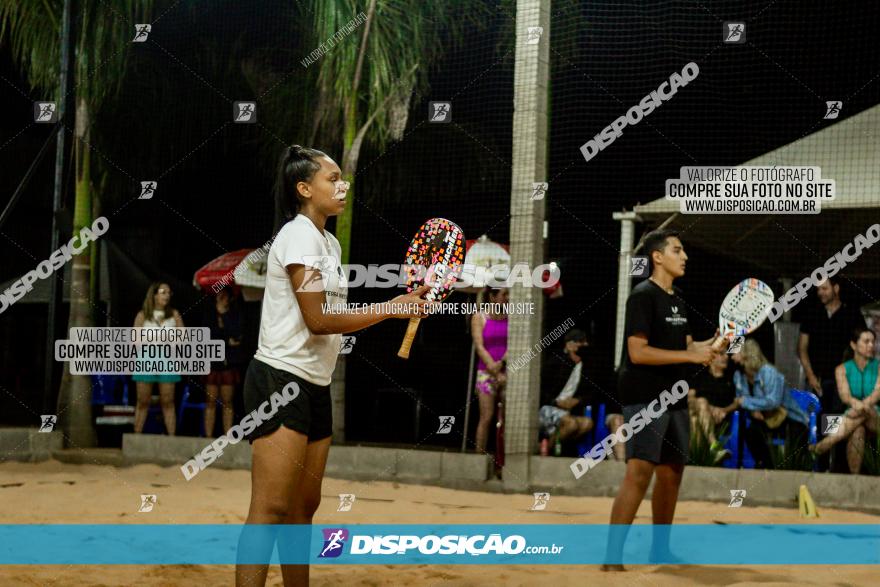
[397,218,465,359]
[711,278,775,352]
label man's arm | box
[628,334,712,365]
[797,332,822,395]
[738,368,784,411]
[687,333,718,350]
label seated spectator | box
[688,353,736,462]
[731,339,809,469]
[811,327,880,473]
[538,329,623,452]
[538,330,593,447]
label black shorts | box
[622,404,689,465]
[243,358,332,443]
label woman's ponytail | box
[273,144,327,232]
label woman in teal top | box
[812,327,880,473]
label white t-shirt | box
[254,215,348,385]
[555,362,582,402]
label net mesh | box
[0,2,878,475]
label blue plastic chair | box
[739,390,820,470]
[178,382,206,436]
[721,410,740,469]
[91,374,130,405]
[576,403,609,457]
[789,389,820,445]
[790,389,821,471]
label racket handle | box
[711,336,728,353]
[397,317,422,359]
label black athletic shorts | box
[621,404,689,465]
[243,358,332,443]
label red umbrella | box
[192,249,254,292]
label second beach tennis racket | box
[397,218,465,359]
[711,278,775,352]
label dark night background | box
[2,1,879,446]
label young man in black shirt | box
[602,229,717,571]
[798,277,867,413]
[798,277,866,472]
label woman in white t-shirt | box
[235,145,432,587]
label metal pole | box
[460,291,482,452]
[44,0,75,414]
[612,211,639,369]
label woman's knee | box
[292,494,322,521]
[625,464,654,488]
[261,503,293,524]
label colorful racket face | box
[718,278,775,340]
[402,218,465,302]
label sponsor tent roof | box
[625,104,880,279]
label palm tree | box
[1,0,154,446]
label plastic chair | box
[790,389,820,471]
[721,410,740,469]
[576,403,609,457]
[594,403,610,441]
[91,374,130,405]
[178,382,206,437]
[789,389,820,445]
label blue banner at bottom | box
[1,524,878,565]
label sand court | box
[0,459,877,586]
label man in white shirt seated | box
[538,330,595,444]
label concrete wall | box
[0,428,63,462]
[4,428,879,513]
